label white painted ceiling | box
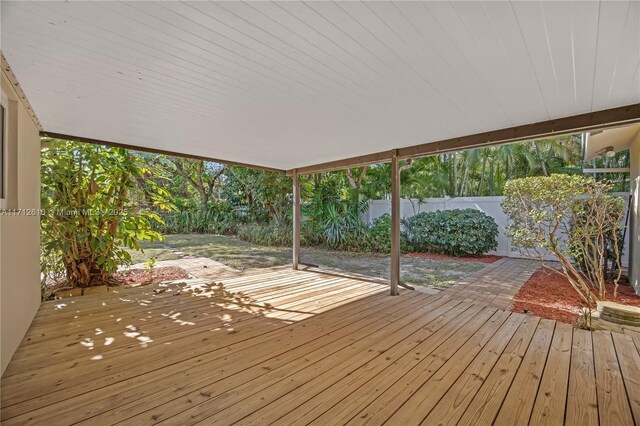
[2,1,639,170]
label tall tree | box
[163,158,226,209]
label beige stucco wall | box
[0,69,41,375]
[630,132,640,294]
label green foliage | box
[144,257,158,271]
[403,209,498,256]
[155,156,226,209]
[365,214,393,253]
[302,171,370,248]
[123,134,588,250]
[225,167,292,226]
[502,174,588,251]
[502,174,625,303]
[41,139,170,288]
[237,223,292,247]
[401,135,583,198]
[154,202,236,235]
[40,132,603,290]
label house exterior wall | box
[0,69,41,374]
[630,133,640,294]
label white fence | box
[363,195,631,264]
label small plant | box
[144,257,158,284]
[403,209,498,256]
[575,307,594,330]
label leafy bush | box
[502,175,625,303]
[154,203,236,235]
[358,214,413,253]
[403,209,498,256]
[41,140,170,289]
[366,214,393,252]
[235,214,408,254]
[237,223,292,247]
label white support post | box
[390,150,400,295]
[292,169,301,270]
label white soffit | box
[586,123,640,160]
[2,1,639,170]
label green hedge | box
[403,209,498,256]
[164,208,498,258]
[236,223,292,247]
[153,207,236,235]
[235,215,408,253]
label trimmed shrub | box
[502,174,625,303]
[403,209,498,256]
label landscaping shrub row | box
[237,209,499,257]
[153,207,236,235]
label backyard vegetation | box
[39,136,635,313]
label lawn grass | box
[128,234,485,289]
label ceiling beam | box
[40,131,286,174]
[290,103,640,176]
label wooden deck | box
[1,267,639,425]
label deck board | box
[529,321,573,425]
[1,268,637,425]
[565,328,599,426]
[593,331,635,426]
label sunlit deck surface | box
[2,267,639,425]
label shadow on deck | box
[1,267,639,425]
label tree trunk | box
[534,142,549,176]
[479,153,487,195]
[199,190,209,210]
[460,160,470,196]
[488,159,495,195]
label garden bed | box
[114,266,191,287]
[405,252,502,264]
[511,268,640,324]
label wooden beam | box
[390,150,400,296]
[582,168,630,174]
[40,131,286,174]
[291,150,390,176]
[398,103,640,159]
[289,104,640,175]
[292,169,301,270]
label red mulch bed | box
[114,266,191,287]
[406,252,503,264]
[511,268,640,324]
